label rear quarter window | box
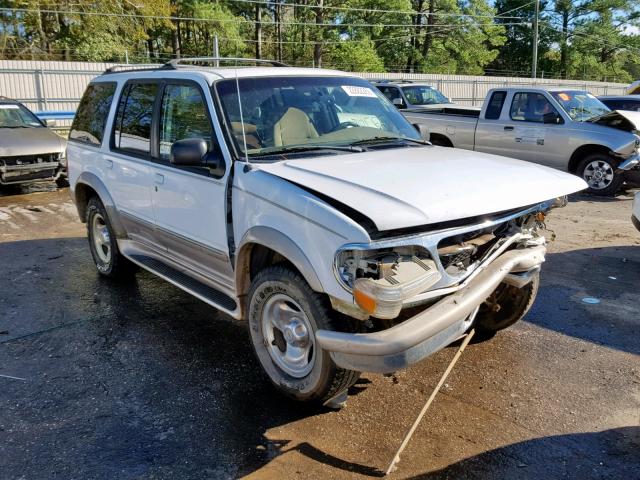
[69,82,117,146]
[485,91,506,120]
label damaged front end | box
[321,200,562,373]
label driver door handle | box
[504,126,514,131]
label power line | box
[224,0,529,20]
[0,5,530,28]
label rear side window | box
[485,91,506,120]
[113,82,159,156]
[69,82,116,145]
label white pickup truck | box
[406,87,640,196]
[68,60,585,406]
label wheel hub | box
[583,159,614,190]
[261,294,315,378]
[91,213,111,263]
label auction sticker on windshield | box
[341,85,377,98]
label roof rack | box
[103,63,167,74]
[371,79,415,84]
[165,57,289,69]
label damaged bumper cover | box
[0,160,63,185]
[316,245,546,373]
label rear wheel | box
[474,272,539,339]
[577,153,623,196]
[86,196,132,278]
[247,265,360,405]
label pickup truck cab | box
[406,87,640,196]
[67,60,585,406]
[372,80,456,110]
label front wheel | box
[247,265,360,404]
[473,272,540,339]
[577,153,623,196]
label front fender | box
[235,226,323,296]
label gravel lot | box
[0,185,639,479]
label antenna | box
[234,60,250,165]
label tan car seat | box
[273,107,318,146]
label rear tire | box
[247,265,360,404]
[86,196,132,278]
[474,272,539,339]
[577,153,623,196]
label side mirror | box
[392,97,406,109]
[171,138,208,165]
[543,112,562,124]
[44,118,57,127]
[413,123,430,141]
[170,138,226,177]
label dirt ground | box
[0,184,638,480]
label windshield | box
[550,90,610,122]
[215,76,421,157]
[402,85,450,105]
[0,103,43,128]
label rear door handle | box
[154,173,164,185]
[105,159,113,169]
[504,126,514,131]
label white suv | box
[68,59,585,405]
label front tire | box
[247,265,360,404]
[474,272,540,338]
[86,196,132,278]
[577,153,623,196]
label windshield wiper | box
[249,144,363,157]
[350,136,430,146]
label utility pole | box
[532,0,539,79]
[213,35,220,67]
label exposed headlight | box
[335,246,442,319]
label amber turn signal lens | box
[535,212,546,222]
[354,288,377,314]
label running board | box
[128,254,238,315]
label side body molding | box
[73,171,127,239]
[235,226,323,295]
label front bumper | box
[316,245,546,373]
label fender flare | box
[74,171,127,238]
[235,226,323,295]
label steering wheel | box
[331,121,360,132]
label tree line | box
[1,0,639,82]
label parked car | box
[372,80,460,110]
[406,87,640,196]
[0,96,67,187]
[599,95,640,112]
[633,191,640,231]
[68,59,585,405]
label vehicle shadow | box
[569,190,637,204]
[0,181,59,197]
[524,245,640,355]
[407,426,640,480]
[1,238,638,479]
[0,237,371,479]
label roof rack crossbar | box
[165,57,289,68]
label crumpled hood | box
[589,109,640,133]
[0,127,66,157]
[257,146,587,231]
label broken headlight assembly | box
[334,246,442,319]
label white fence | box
[0,59,629,113]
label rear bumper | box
[0,161,62,185]
[632,215,640,232]
[316,246,546,373]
